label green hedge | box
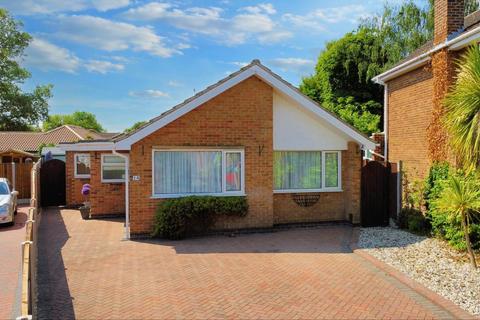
[152,196,248,239]
[424,163,480,250]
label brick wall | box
[66,151,90,206]
[128,76,274,235]
[65,151,125,216]
[89,152,125,216]
[387,66,434,179]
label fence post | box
[397,160,403,220]
[12,162,16,191]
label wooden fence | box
[18,160,41,320]
[0,162,33,199]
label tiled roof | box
[0,125,117,152]
[113,60,374,145]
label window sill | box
[101,180,125,184]
[151,192,246,199]
[274,189,343,194]
[75,175,90,179]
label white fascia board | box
[114,68,256,150]
[373,56,432,84]
[373,25,480,84]
[59,142,114,151]
[252,66,377,150]
[448,27,480,50]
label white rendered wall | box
[273,91,350,150]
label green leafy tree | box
[43,111,105,132]
[124,121,147,133]
[0,9,52,131]
[443,45,480,170]
[300,0,434,134]
[433,173,480,269]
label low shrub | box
[152,196,248,239]
[398,208,430,234]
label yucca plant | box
[443,45,480,171]
[432,174,479,269]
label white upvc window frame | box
[151,148,245,199]
[74,153,91,179]
[273,150,342,193]
[101,154,126,183]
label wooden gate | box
[40,159,66,207]
[0,163,33,199]
[361,160,391,227]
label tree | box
[433,173,479,269]
[124,121,147,134]
[0,9,52,131]
[43,111,105,132]
[443,46,480,170]
[300,0,434,134]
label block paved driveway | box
[0,205,29,320]
[38,208,461,320]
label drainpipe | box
[112,149,130,240]
[384,83,388,161]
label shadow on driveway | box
[37,207,75,320]
[136,225,356,254]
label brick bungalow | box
[60,60,376,238]
[373,0,480,179]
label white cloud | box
[0,0,130,15]
[240,3,276,15]
[167,80,182,87]
[269,58,315,73]
[129,90,170,98]
[123,2,291,45]
[24,38,126,74]
[54,15,180,57]
[84,60,124,74]
[24,38,81,73]
[91,0,130,11]
[282,5,370,31]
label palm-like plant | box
[433,174,479,269]
[443,45,480,170]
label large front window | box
[274,151,341,192]
[153,149,244,197]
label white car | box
[0,178,18,226]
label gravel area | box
[358,227,480,316]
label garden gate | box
[361,160,399,227]
[40,159,66,207]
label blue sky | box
[1,0,422,132]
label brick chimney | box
[434,0,465,44]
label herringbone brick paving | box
[38,208,458,319]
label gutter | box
[372,24,480,84]
[112,148,130,240]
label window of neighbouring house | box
[74,153,91,178]
[274,151,341,192]
[152,149,244,197]
[101,154,126,182]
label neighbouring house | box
[60,60,376,238]
[0,125,116,163]
[373,0,480,179]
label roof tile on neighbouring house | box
[0,125,118,152]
